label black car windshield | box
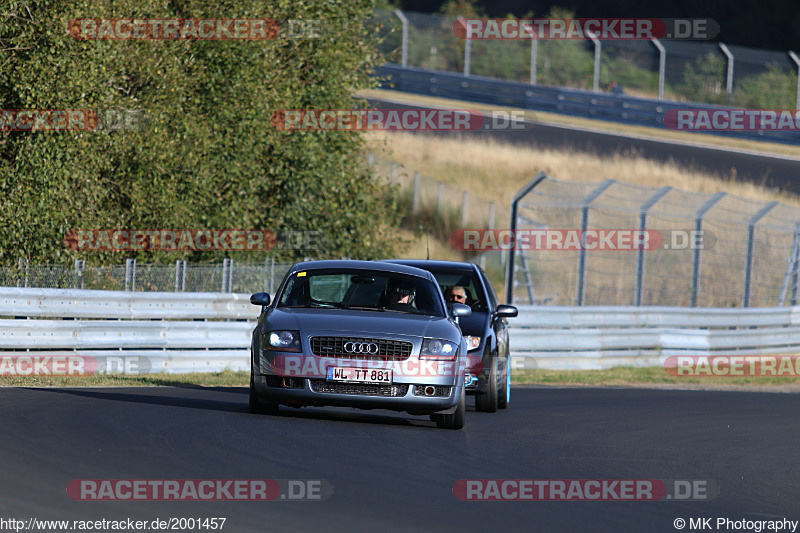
[424,269,488,311]
[277,269,445,317]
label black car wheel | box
[249,362,279,415]
[498,358,510,409]
[475,351,498,413]
[431,387,465,430]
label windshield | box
[423,269,488,311]
[277,269,445,317]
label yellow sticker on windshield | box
[297,272,307,277]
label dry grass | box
[368,131,800,209]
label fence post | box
[778,222,800,306]
[575,180,615,306]
[221,258,233,293]
[530,35,538,85]
[634,186,672,306]
[412,171,420,213]
[651,38,666,101]
[461,191,469,227]
[125,258,136,291]
[391,161,398,184]
[367,152,374,167]
[691,192,725,307]
[506,172,549,304]
[789,51,800,110]
[269,257,275,294]
[74,259,85,289]
[394,9,409,68]
[459,18,472,76]
[793,224,800,305]
[175,259,186,292]
[437,182,444,214]
[589,33,601,93]
[488,201,496,230]
[719,43,734,104]
[743,202,778,307]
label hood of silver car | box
[265,307,460,341]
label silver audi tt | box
[248,260,471,429]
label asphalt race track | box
[366,97,800,195]
[2,386,798,532]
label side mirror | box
[250,292,271,306]
[495,304,518,318]
[451,303,472,318]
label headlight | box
[464,335,481,351]
[420,338,458,360]
[267,330,301,352]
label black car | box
[383,260,518,412]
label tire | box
[249,363,279,415]
[498,358,510,409]
[475,353,498,413]
[430,387,466,430]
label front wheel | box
[475,354,498,413]
[498,358,510,409]
[249,364,279,415]
[431,387,465,430]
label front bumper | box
[252,373,462,414]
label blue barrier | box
[375,64,800,146]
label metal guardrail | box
[4,288,800,374]
[509,305,800,370]
[376,64,800,146]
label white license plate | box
[326,366,392,384]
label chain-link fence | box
[0,259,293,294]
[508,175,800,307]
[375,10,800,109]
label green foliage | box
[731,63,799,109]
[676,52,727,104]
[0,0,402,265]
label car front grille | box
[310,336,413,360]
[309,380,409,397]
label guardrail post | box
[125,259,136,291]
[575,180,615,306]
[719,43,734,104]
[394,9,409,68]
[506,172,549,304]
[461,191,469,227]
[74,259,85,289]
[793,225,800,305]
[437,182,444,214]
[488,201,496,230]
[651,38,666,101]
[390,162,398,184]
[530,35,538,85]
[221,258,233,293]
[690,192,726,306]
[743,202,779,307]
[634,186,672,306]
[269,257,276,294]
[367,152,374,167]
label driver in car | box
[386,281,417,312]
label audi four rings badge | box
[344,342,379,354]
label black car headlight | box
[267,330,301,352]
[420,338,458,361]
